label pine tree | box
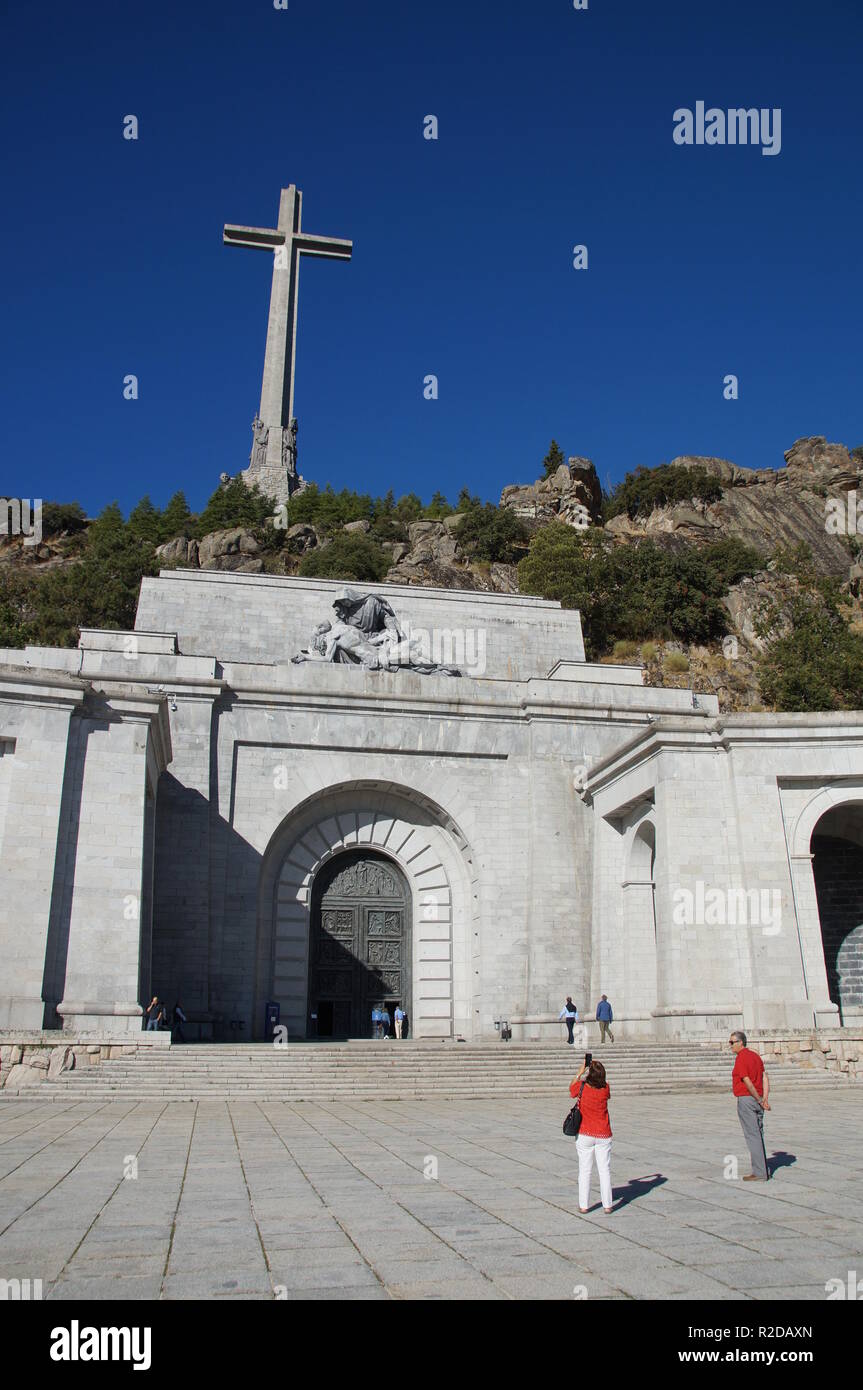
[425,490,453,519]
[160,490,192,541]
[542,440,566,479]
[128,495,162,543]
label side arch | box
[787,784,863,1027]
[254,781,477,1040]
[790,783,863,860]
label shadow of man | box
[767,1150,796,1173]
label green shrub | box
[40,501,87,535]
[663,651,689,673]
[611,639,639,661]
[369,515,409,545]
[454,505,530,564]
[699,537,763,587]
[640,641,659,661]
[298,534,391,583]
[603,463,723,521]
[518,525,731,657]
[755,548,863,711]
[758,598,863,711]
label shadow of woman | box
[604,1172,667,1211]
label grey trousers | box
[737,1096,769,1179]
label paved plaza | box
[0,1091,861,1301]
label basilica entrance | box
[308,850,411,1038]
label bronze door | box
[309,852,410,1037]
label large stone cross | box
[224,185,352,499]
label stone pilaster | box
[0,668,85,1029]
[57,687,172,1036]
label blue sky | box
[1,0,861,516]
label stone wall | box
[0,1033,170,1092]
[751,1031,863,1081]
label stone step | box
[5,1040,846,1103]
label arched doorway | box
[309,849,412,1039]
[255,781,476,1041]
[811,804,863,1025]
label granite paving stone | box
[0,1092,859,1301]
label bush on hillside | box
[454,504,530,564]
[754,542,863,711]
[40,501,87,536]
[603,463,723,521]
[517,524,734,657]
[298,533,391,583]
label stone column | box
[621,880,658,1035]
[0,671,85,1030]
[57,689,172,1036]
[150,691,220,1027]
[790,852,840,1029]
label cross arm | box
[294,233,353,261]
[223,223,285,250]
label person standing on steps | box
[571,1057,614,1214]
[559,996,579,1045]
[729,1031,771,1181]
[145,996,160,1031]
[596,995,615,1044]
[394,1004,406,1039]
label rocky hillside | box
[3,435,863,713]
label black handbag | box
[563,1081,586,1137]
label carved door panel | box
[309,853,410,1037]
[363,905,405,1024]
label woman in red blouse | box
[570,1059,613,1213]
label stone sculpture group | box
[292,590,462,676]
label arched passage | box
[618,806,657,1034]
[254,781,476,1040]
[811,804,863,1025]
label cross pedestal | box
[224,185,352,503]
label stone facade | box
[2,570,863,1043]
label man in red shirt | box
[729,1031,771,1181]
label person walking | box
[171,1001,187,1044]
[394,1004,406,1039]
[729,1031,771,1181]
[596,995,615,1044]
[144,995,160,1031]
[571,1058,613,1213]
[559,996,579,1045]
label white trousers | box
[576,1134,613,1209]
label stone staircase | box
[9,1040,850,1103]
